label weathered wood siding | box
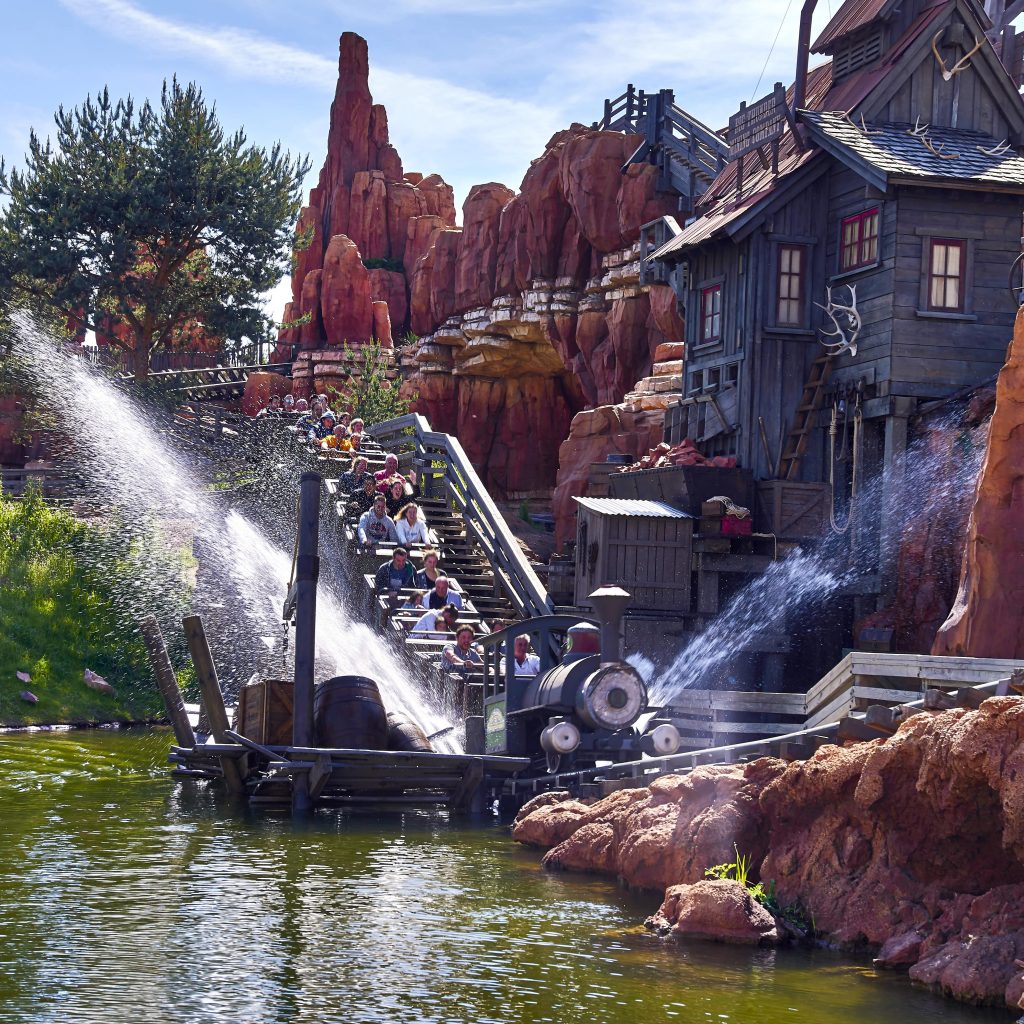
[869,8,1017,139]
[574,510,693,611]
[890,187,1020,394]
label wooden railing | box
[369,412,553,619]
[594,85,729,202]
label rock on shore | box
[512,696,1024,1009]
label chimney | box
[587,585,631,663]
[793,0,821,115]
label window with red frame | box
[700,284,722,343]
[840,208,879,271]
[928,239,965,311]
[777,245,806,325]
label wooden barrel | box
[313,676,388,750]
[386,711,434,752]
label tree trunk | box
[133,344,150,383]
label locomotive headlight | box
[540,720,581,755]
[643,722,682,756]
[577,664,647,730]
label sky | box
[0,0,841,320]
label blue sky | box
[0,0,840,317]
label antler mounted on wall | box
[816,284,862,358]
[931,31,985,81]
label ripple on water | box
[0,731,1007,1024]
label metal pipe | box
[793,0,821,114]
[291,470,322,815]
[587,586,631,663]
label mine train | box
[472,586,682,776]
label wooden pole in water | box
[291,470,323,816]
[182,614,245,796]
[140,614,196,748]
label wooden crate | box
[236,678,294,746]
[609,464,754,517]
[756,480,830,540]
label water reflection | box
[0,731,1005,1024]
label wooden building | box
[573,497,694,612]
[651,0,1024,596]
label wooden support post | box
[880,404,912,600]
[292,471,323,816]
[140,614,195,749]
[697,570,719,615]
[182,614,245,796]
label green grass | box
[0,490,191,727]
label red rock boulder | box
[319,234,374,345]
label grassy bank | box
[0,491,192,727]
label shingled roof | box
[812,0,899,53]
[801,110,1024,190]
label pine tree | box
[0,80,309,381]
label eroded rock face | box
[935,306,1024,657]
[280,33,456,350]
[513,698,1024,1008]
[320,235,373,346]
[281,34,680,496]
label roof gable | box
[813,0,903,54]
[857,0,1024,140]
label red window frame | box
[840,207,879,271]
[776,244,806,325]
[928,238,966,312]
[700,284,722,344]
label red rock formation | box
[282,33,456,350]
[935,307,1024,657]
[513,696,1024,1009]
[368,269,407,336]
[649,879,782,946]
[371,300,392,348]
[455,183,515,313]
[282,34,679,498]
[297,269,324,349]
[319,236,373,345]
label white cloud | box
[55,0,562,205]
[57,0,338,86]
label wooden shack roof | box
[812,0,906,53]
[574,497,694,518]
[650,1,962,261]
[802,111,1024,192]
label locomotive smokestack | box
[588,586,631,663]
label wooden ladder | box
[778,353,834,481]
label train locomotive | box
[475,586,682,775]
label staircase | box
[778,353,834,481]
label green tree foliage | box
[0,80,309,380]
[0,490,194,725]
[325,341,415,426]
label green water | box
[0,729,1011,1024]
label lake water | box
[0,728,1010,1024]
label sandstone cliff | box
[278,33,683,499]
[935,306,1024,657]
[513,696,1024,1009]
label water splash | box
[648,551,847,706]
[7,314,459,751]
[649,403,986,708]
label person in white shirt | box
[395,502,429,546]
[410,603,459,639]
[513,634,540,679]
